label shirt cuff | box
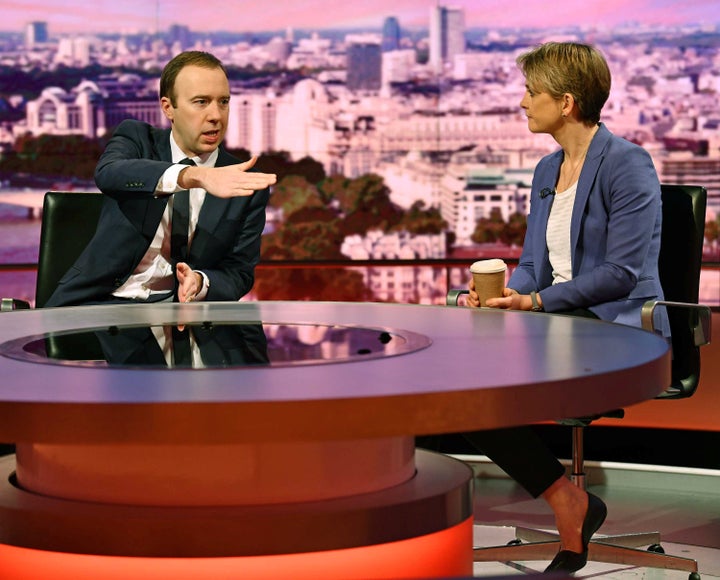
[195,270,210,301]
[155,164,188,195]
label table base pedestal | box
[0,450,474,578]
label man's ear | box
[161,97,174,122]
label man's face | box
[161,65,230,158]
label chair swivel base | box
[473,527,700,578]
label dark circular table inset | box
[0,321,432,369]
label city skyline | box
[1,5,718,306]
[4,0,720,35]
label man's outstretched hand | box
[177,156,276,198]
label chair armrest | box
[641,299,712,347]
[446,288,469,306]
[1,298,32,312]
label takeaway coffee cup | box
[470,259,507,307]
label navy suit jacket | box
[46,119,269,307]
[92,323,270,368]
[509,123,669,334]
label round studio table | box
[0,301,671,579]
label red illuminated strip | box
[0,517,473,579]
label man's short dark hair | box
[159,51,228,107]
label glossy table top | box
[0,301,671,444]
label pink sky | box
[5,0,719,34]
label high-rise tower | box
[382,16,401,52]
[429,6,465,71]
[25,21,48,48]
[347,36,382,93]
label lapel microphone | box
[540,187,556,199]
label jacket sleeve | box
[94,120,174,198]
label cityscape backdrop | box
[3,0,719,32]
[0,0,718,305]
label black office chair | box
[1,192,106,359]
[1,191,105,311]
[447,184,712,578]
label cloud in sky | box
[4,0,719,34]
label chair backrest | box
[658,183,707,398]
[35,191,105,308]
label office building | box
[439,164,532,244]
[429,5,465,72]
[346,36,382,93]
[382,49,416,85]
[25,21,48,48]
[381,16,401,52]
[168,25,192,50]
[227,93,278,155]
[55,37,92,67]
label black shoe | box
[544,492,607,574]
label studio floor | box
[461,454,720,579]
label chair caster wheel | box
[647,543,665,554]
[507,539,522,546]
[688,573,701,580]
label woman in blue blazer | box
[464,42,667,573]
[486,122,667,331]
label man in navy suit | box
[46,51,277,307]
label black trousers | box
[438,307,600,498]
[461,426,566,498]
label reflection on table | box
[10,321,428,369]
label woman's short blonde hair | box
[517,42,611,125]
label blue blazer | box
[46,120,269,307]
[508,123,669,335]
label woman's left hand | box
[485,288,528,310]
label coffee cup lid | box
[470,258,507,274]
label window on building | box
[38,100,57,124]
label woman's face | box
[520,82,564,134]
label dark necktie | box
[171,158,195,265]
[172,326,193,368]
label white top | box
[546,181,577,285]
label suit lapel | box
[141,129,174,240]
[570,124,610,259]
